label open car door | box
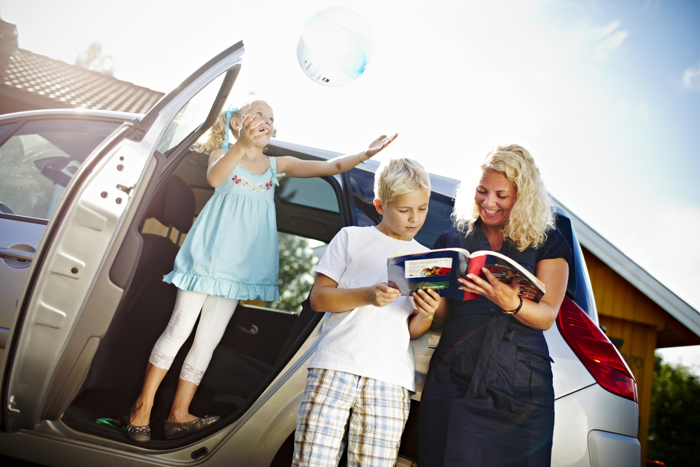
[0,42,245,432]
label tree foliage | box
[647,353,700,466]
[269,232,319,313]
[75,42,115,77]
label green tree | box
[270,232,319,313]
[647,353,700,466]
[75,42,115,77]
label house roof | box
[0,47,164,114]
[551,196,700,339]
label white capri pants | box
[148,289,238,385]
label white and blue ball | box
[297,7,374,87]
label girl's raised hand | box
[364,133,398,159]
[236,114,269,149]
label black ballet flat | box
[126,402,151,443]
[126,423,151,443]
[164,415,220,439]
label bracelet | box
[357,153,366,164]
[503,296,523,315]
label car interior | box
[61,146,345,447]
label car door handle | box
[238,324,259,335]
[0,248,34,262]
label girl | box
[126,99,398,442]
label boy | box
[293,158,443,467]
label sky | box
[1,0,699,372]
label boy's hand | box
[366,282,401,307]
[412,288,441,319]
[363,133,398,161]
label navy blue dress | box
[418,223,571,467]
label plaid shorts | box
[292,368,411,467]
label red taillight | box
[556,297,638,402]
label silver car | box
[0,43,640,466]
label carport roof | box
[0,47,164,114]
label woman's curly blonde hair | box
[453,144,555,251]
[193,99,262,155]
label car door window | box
[0,118,120,220]
[277,177,340,213]
[0,122,14,145]
[270,176,340,313]
[156,74,226,155]
[273,231,323,313]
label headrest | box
[163,176,195,234]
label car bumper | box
[552,383,640,467]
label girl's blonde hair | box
[453,144,554,251]
[194,98,267,155]
[374,157,431,203]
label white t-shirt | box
[309,226,429,391]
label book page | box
[404,258,453,278]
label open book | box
[387,248,545,302]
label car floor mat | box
[62,381,237,447]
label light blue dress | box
[163,157,282,301]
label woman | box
[418,144,571,466]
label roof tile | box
[0,48,164,114]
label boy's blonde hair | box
[374,157,431,203]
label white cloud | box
[683,61,700,90]
[595,21,628,60]
[599,21,622,38]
